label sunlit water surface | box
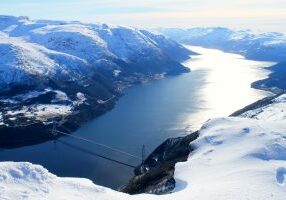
[180,46,274,131]
[0,46,274,189]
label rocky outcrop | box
[251,61,286,94]
[121,93,285,195]
[230,93,281,117]
[120,131,199,194]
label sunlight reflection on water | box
[179,46,275,131]
[0,46,277,189]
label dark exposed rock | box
[120,131,199,195]
[121,92,286,195]
[251,61,286,94]
[0,96,116,148]
[0,71,189,148]
[230,93,282,117]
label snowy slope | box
[172,117,286,200]
[1,94,286,199]
[0,15,191,92]
[0,32,90,89]
[0,15,191,140]
[0,162,129,200]
[240,94,286,120]
[0,15,190,82]
[158,27,286,62]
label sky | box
[0,0,286,33]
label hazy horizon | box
[0,0,286,33]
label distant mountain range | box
[0,15,193,146]
[1,17,285,145]
[158,27,286,93]
[158,27,286,62]
[1,18,286,199]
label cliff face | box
[120,132,199,194]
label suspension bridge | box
[52,122,147,169]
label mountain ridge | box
[0,15,193,146]
[157,27,286,62]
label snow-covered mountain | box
[0,15,192,146]
[0,16,193,87]
[252,61,286,93]
[1,93,286,199]
[158,27,286,62]
[158,27,286,96]
[0,32,92,89]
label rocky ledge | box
[120,131,199,194]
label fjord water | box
[0,46,274,189]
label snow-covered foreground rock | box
[1,94,286,199]
[0,162,129,200]
[173,117,286,200]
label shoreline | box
[0,45,279,193]
[0,72,187,148]
[121,88,281,194]
[119,69,280,194]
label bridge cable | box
[57,139,137,168]
[53,129,141,161]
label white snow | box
[32,104,72,121]
[6,108,28,116]
[113,69,121,77]
[2,89,74,125]
[0,15,184,90]
[0,162,129,200]
[5,104,72,122]
[0,34,56,86]
[241,94,286,121]
[158,27,286,60]
[1,15,285,200]
[171,117,286,200]
[0,112,4,126]
[52,90,70,103]
[1,94,286,199]
[97,96,115,104]
[13,89,50,101]
[0,33,90,87]
[73,92,87,106]
[13,89,70,102]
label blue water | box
[0,46,273,189]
